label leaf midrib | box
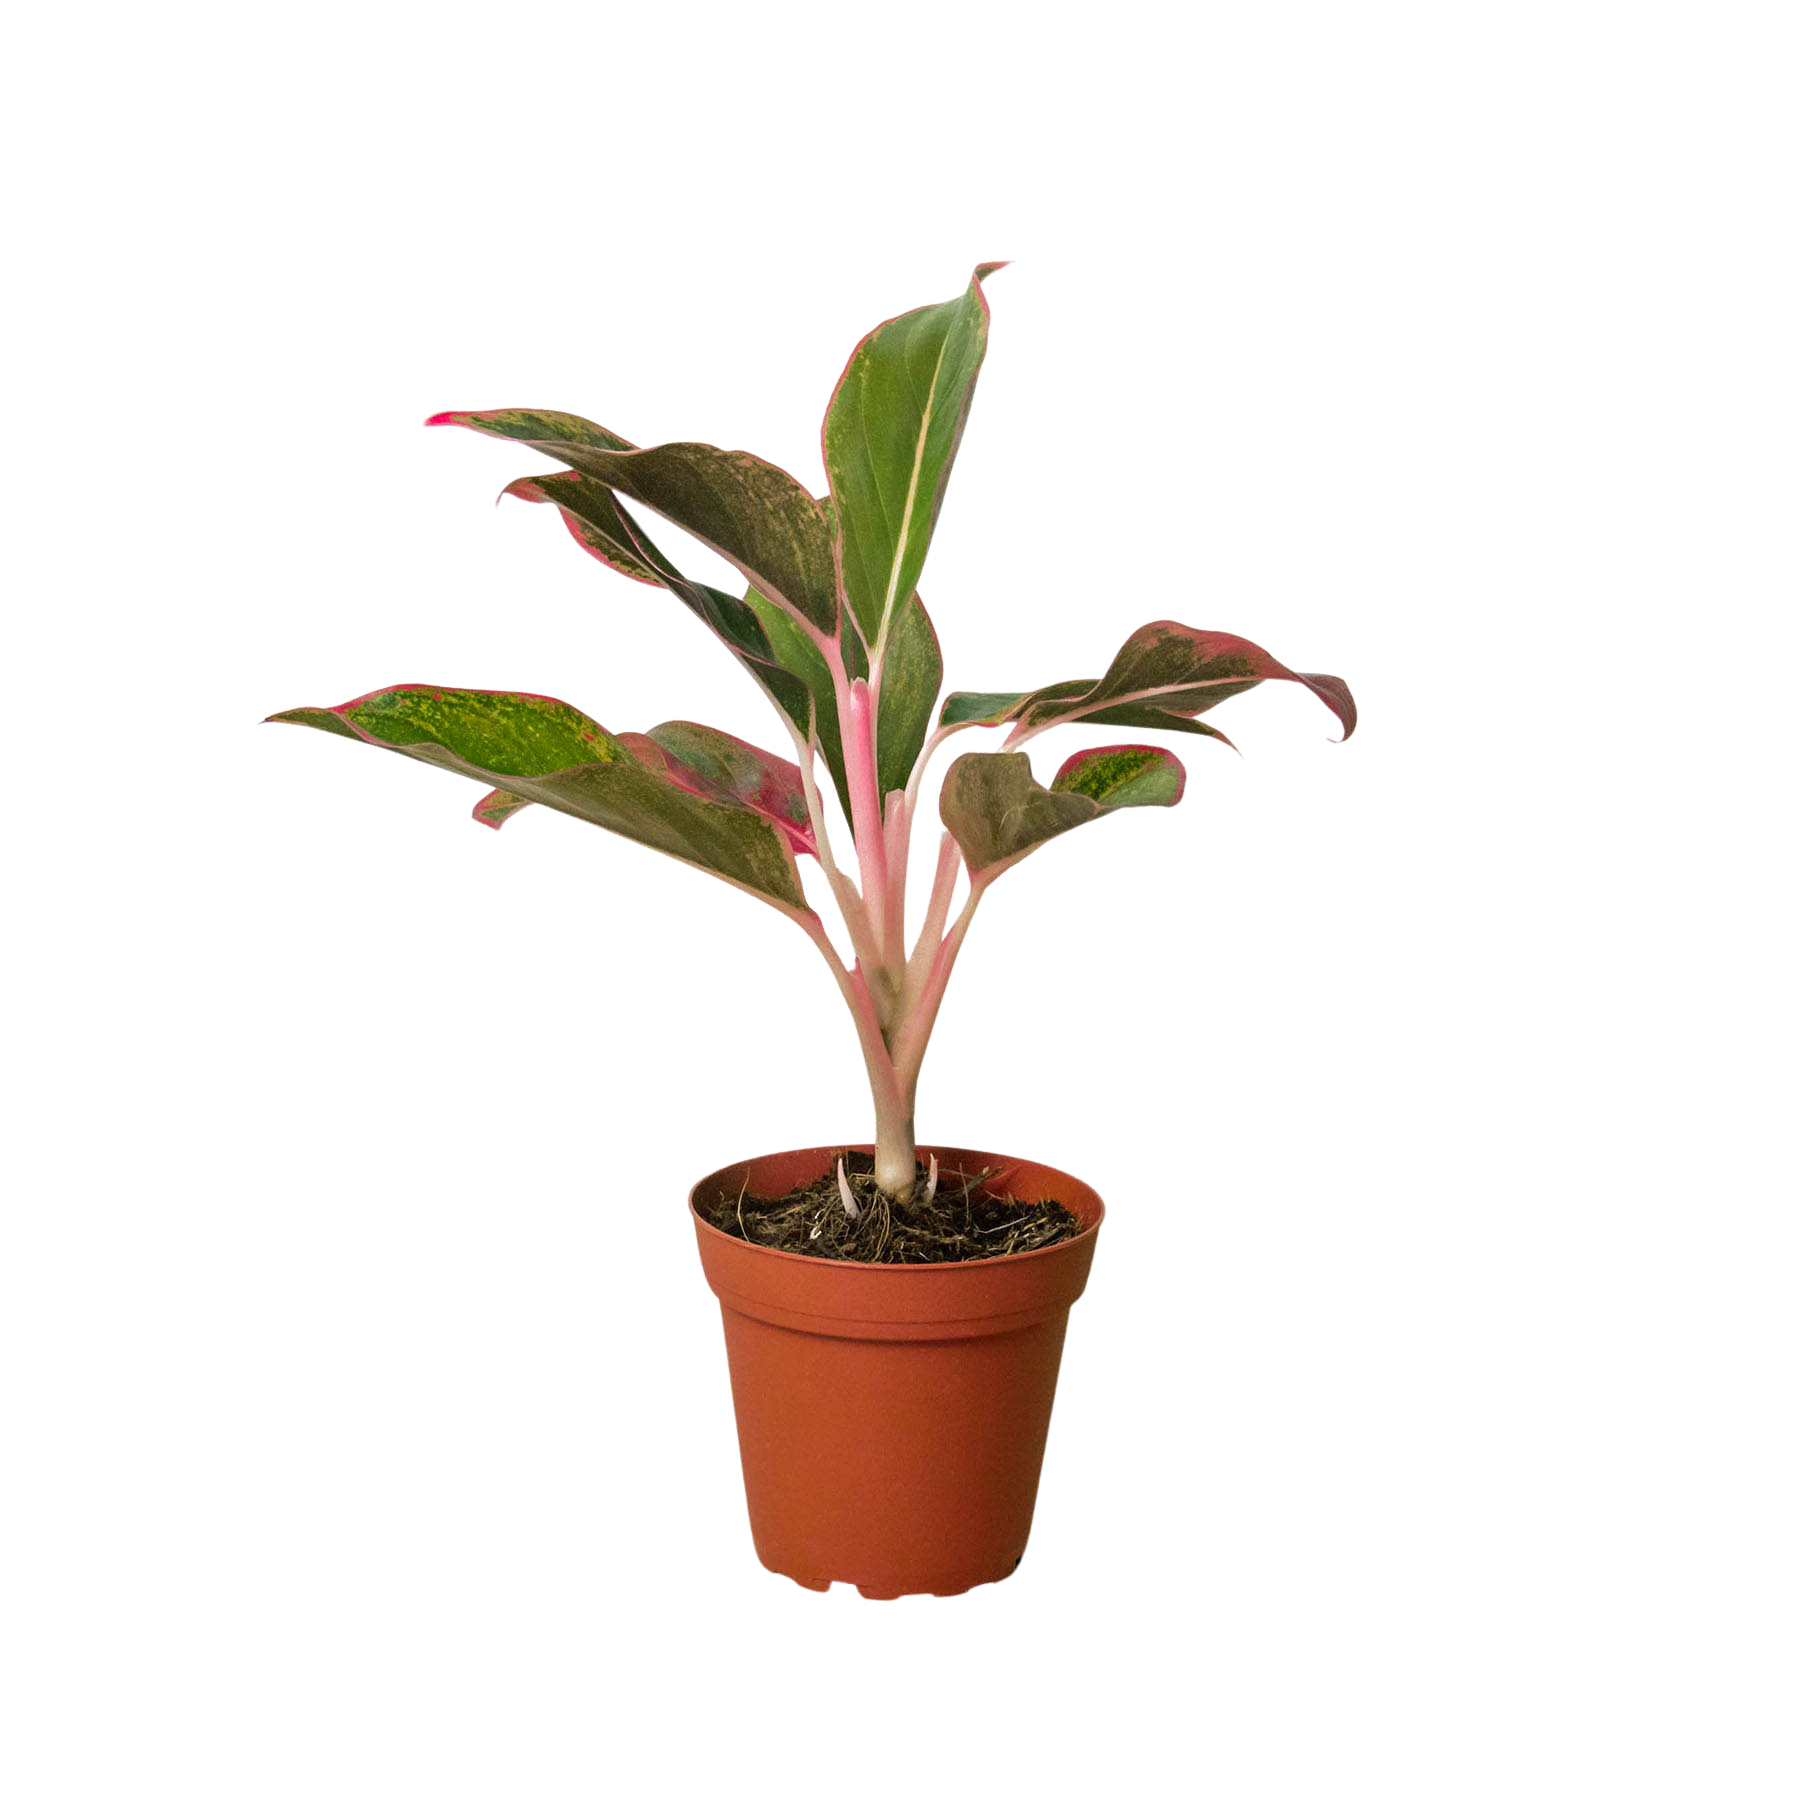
[872,331,950,665]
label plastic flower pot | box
[690,1142,1104,1599]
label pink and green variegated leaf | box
[498,469,821,742]
[936,624,1349,746]
[938,683,1236,747]
[430,412,837,638]
[938,690,1030,728]
[426,408,635,452]
[1051,742,1188,807]
[473,787,533,830]
[268,686,811,913]
[500,470,673,586]
[1008,621,1355,742]
[874,591,942,806]
[742,587,853,818]
[634,720,815,858]
[823,263,1002,654]
[939,745,1186,883]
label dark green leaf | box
[432,411,837,637]
[939,745,1185,882]
[822,264,1002,653]
[937,622,1353,743]
[875,593,943,805]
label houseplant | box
[270,264,1355,1597]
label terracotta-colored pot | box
[690,1143,1103,1599]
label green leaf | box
[269,686,811,913]
[939,745,1185,882]
[938,690,1028,728]
[875,593,943,805]
[635,721,815,857]
[500,471,675,587]
[473,788,533,829]
[500,471,817,740]
[743,588,853,819]
[937,621,1354,743]
[1051,742,1187,807]
[431,412,837,637]
[822,263,1002,654]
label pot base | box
[779,1550,1024,1600]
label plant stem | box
[891,878,985,1108]
[872,1102,918,1197]
[902,832,961,1013]
[797,911,906,1128]
[840,674,890,957]
[783,715,881,972]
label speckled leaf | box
[268,686,811,913]
[742,589,852,818]
[425,408,634,452]
[473,787,533,830]
[500,470,675,587]
[499,469,817,737]
[875,593,942,805]
[431,411,837,637]
[637,721,815,857]
[1051,742,1187,807]
[1018,621,1354,739]
[823,264,1002,654]
[939,745,1185,882]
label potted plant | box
[270,265,1355,1598]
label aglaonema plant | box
[271,265,1355,1201]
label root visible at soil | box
[696,1151,1084,1265]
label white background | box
[5,3,1795,1795]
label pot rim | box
[688,1140,1104,1276]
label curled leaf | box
[939,745,1186,883]
[473,788,533,830]
[432,411,836,637]
[938,620,1354,743]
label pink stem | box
[798,911,906,1120]
[891,877,985,1105]
[903,832,961,1011]
[881,788,910,966]
[840,673,890,957]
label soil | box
[695,1151,1085,1265]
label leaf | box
[1055,704,1237,751]
[875,593,943,805]
[937,620,1355,742]
[939,745,1186,882]
[473,788,532,829]
[431,411,837,637]
[743,588,853,819]
[500,471,675,587]
[426,408,635,452]
[1051,742,1187,807]
[634,720,816,858]
[500,469,816,726]
[822,263,1003,654]
[938,690,1028,728]
[268,686,812,913]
